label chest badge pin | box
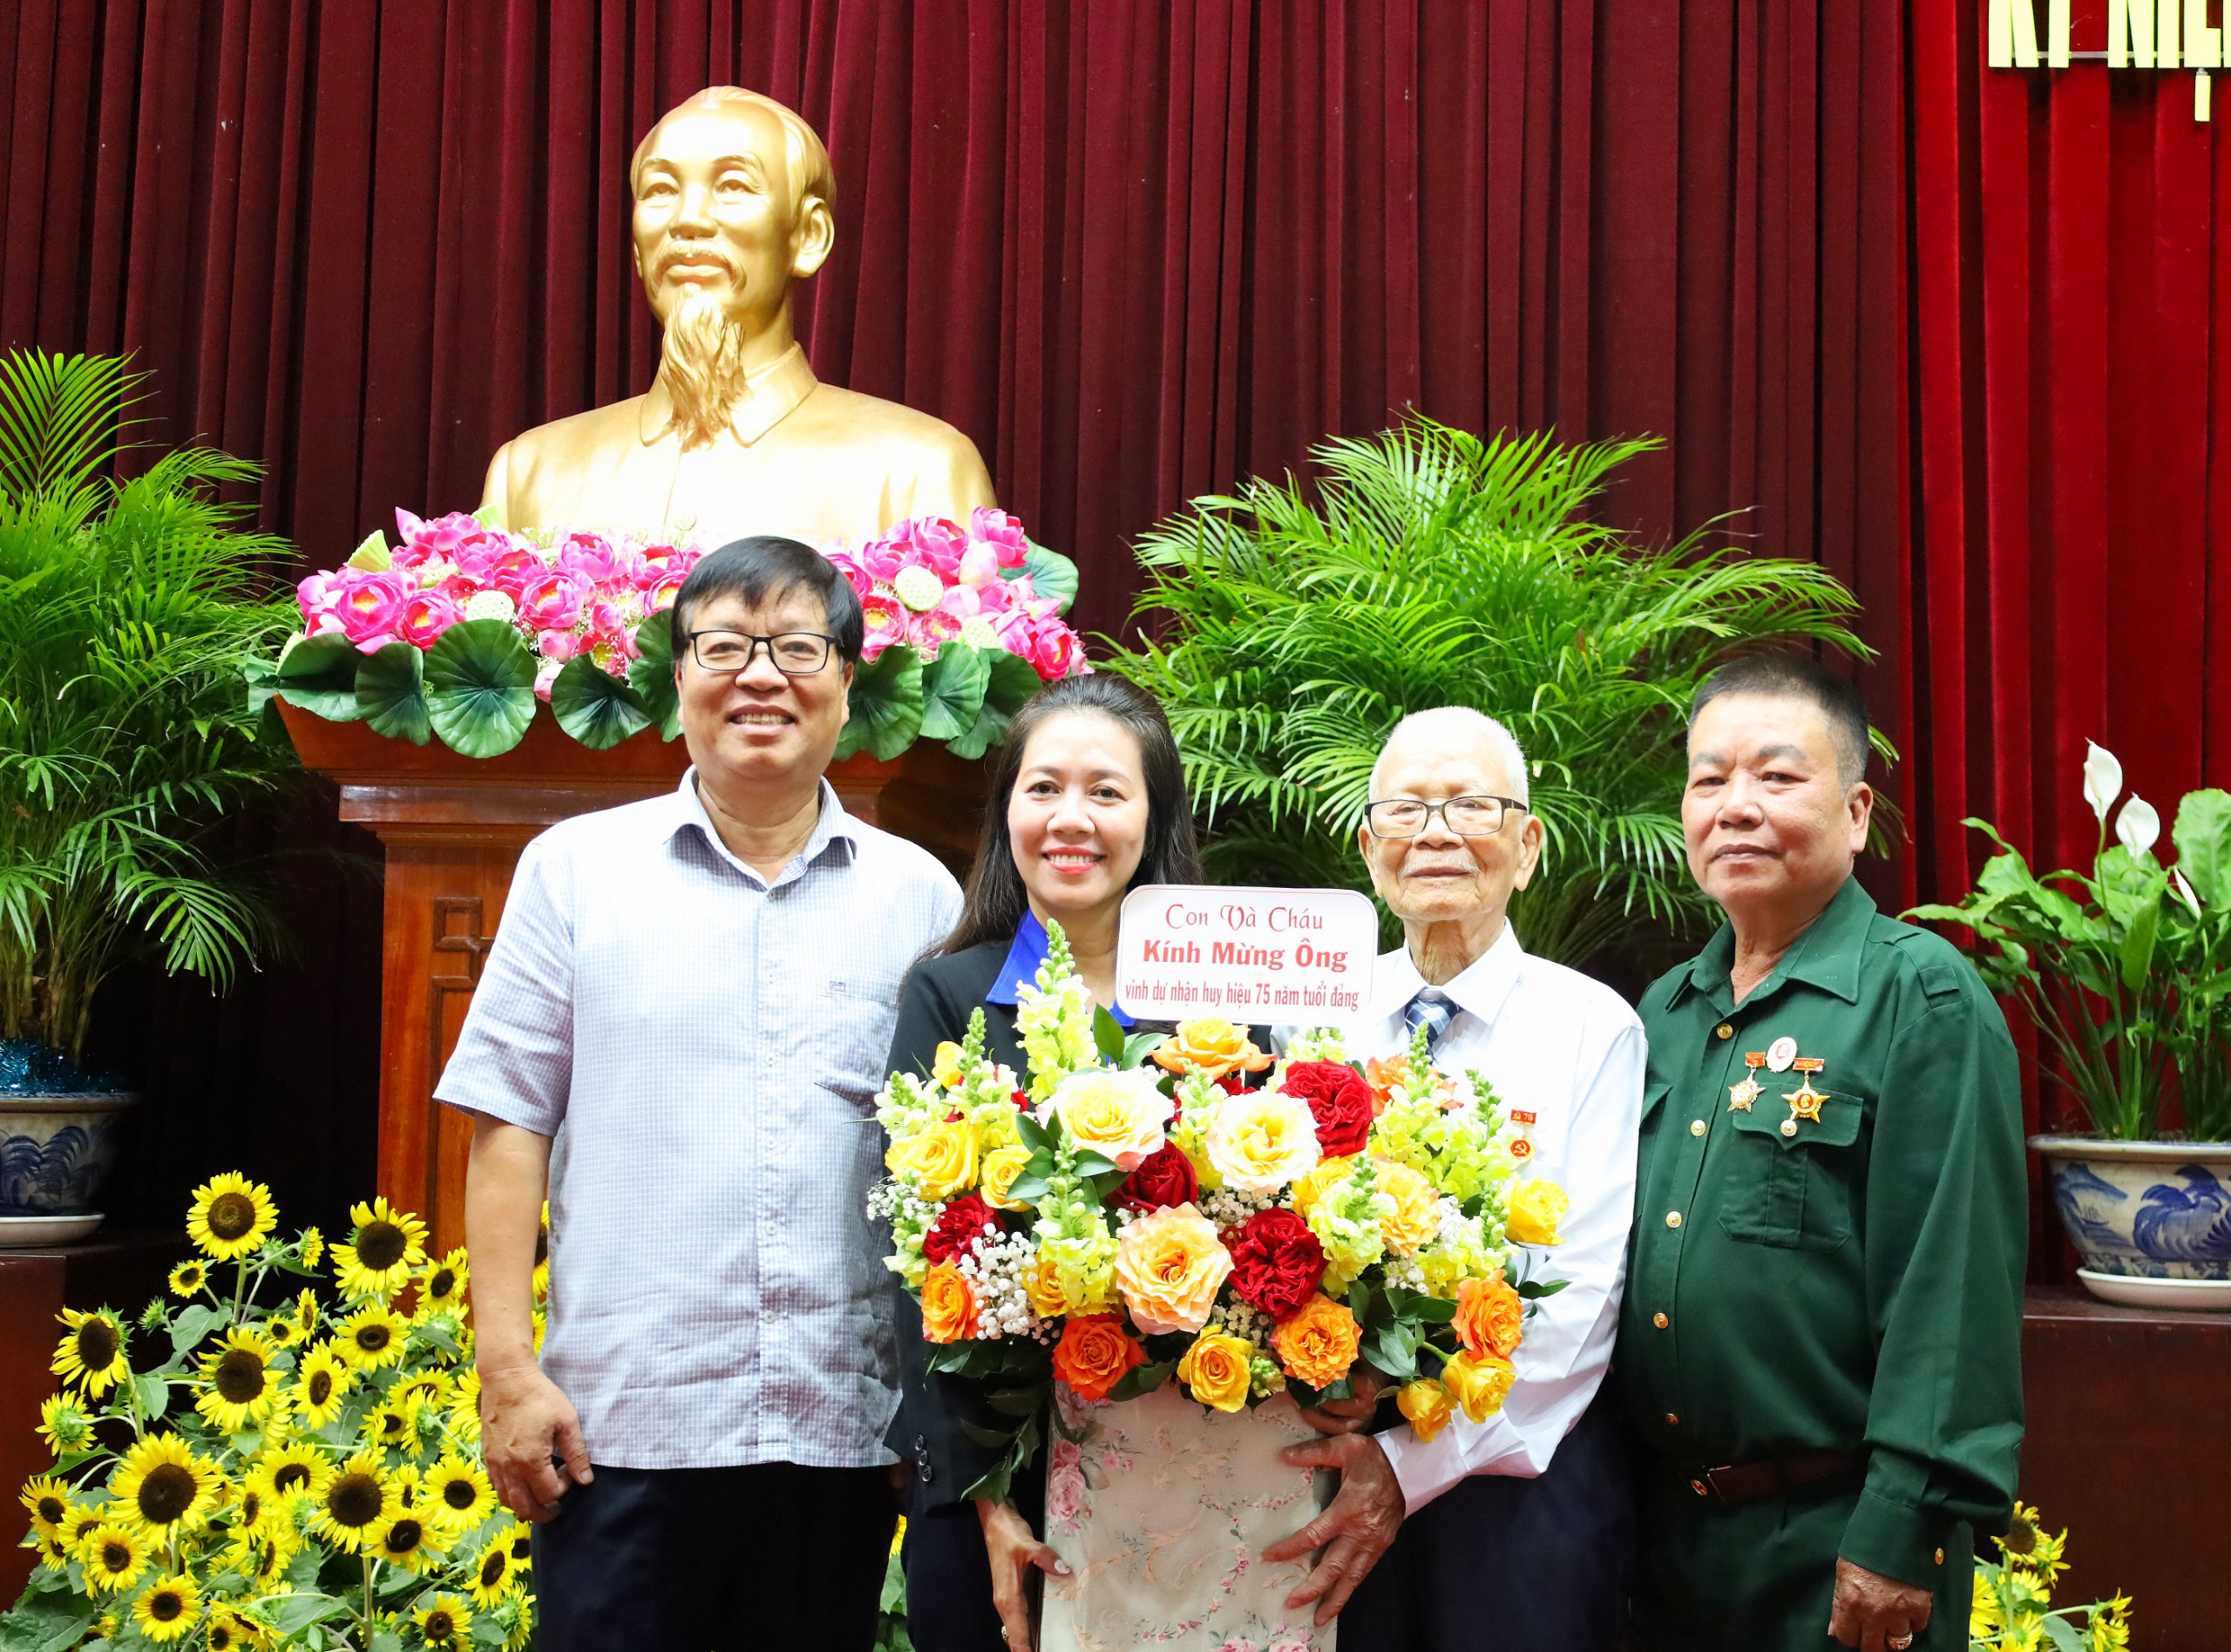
[1508,1110,1538,1161]
[1729,1051,1767,1113]
[1781,1056,1828,1136]
[1766,1035,1800,1073]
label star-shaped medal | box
[1728,1077,1762,1112]
[1784,1077,1828,1124]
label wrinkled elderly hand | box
[1262,1432,1405,1626]
[978,1497,1068,1651]
[1828,1557,1934,1651]
[1295,1368,1383,1437]
[478,1362,590,1523]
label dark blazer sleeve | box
[881,947,1028,1515]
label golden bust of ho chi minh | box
[478,87,995,546]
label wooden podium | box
[280,703,985,1251]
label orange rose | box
[1270,1292,1363,1388]
[1374,1159,1440,1256]
[1052,1315,1149,1401]
[919,1263,980,1344]
[1152,1019,1273,1082]
[1114,1203,1233,1335]
[1452,1272,1524,1360]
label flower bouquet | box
[254,506,1086,762]
[869,924,1569,1506]
[4,1176,536,1651]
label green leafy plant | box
[1108,419,1878,966]
[1908,742,2231,1141]
[0,349,297,1061]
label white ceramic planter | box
[2031,1135,2231,1310]
[0,1093,137,1244]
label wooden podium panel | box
[281,705,982,1252]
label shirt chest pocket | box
[1717,1085,1870,1252]
[818,970,908,1107]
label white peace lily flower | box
[2173,867,2203,917]
[2115,794,2160,859]
[2083,741,2124,823]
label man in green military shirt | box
[1617,653,2026,1652]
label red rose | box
[1224,1208,1327,1322]
[922,1194,1002,1265]
[1281,1061,1374,1158]
[1116,1142,1200,1214]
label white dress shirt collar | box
[1368,918,1528,1034]
[664,768,860,884]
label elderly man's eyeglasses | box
[686,631,837,675]
[1365,796,1525,838]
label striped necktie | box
[1401,986,1457,1058]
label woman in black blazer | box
[885,673,1209,1652]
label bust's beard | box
[657,294,749,450]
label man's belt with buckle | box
[1686,1449,1866,1506]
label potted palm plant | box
[1909,743,2231,1309]
[0,349,297,1243]
[1108,418,1880,968]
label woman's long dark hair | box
[943,674,1204,954]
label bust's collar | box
[639,342,819,449]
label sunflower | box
[466,1536,519,1608]
[292,1342,354,1428]
[78,1521,151,1593]
[109,1433,218,1535]
[263,1310,301,1350]
[132,1571,203,1642]
[332,1197,428,1298]
[62,1502,111,1552]
[167,1260,208,1297]
[206,1606,269,1650]
[363,1393,424,1452]
[446,1369,483,1445]
[195,1328,281,1433]
[37,1393,92,1456]
[18,1474,71,1540]
[370,1508,441,1570]
[248,1441,329,1508]
[51,1308,129,1396]
[35,1534,72,1574]
[532,1257,550,1303]
[295,1287,320,1331]
[505,1519,532,1567]
[416,1249,471,1316]
[390,1462,424,1510]
[313,1451,399,1551]
[396,1368,452,1411]
[298,1226,324,1269]
[425,1455,497,1533]
[186,1173,277,1262]
[335,1302,410,1371]
[415,1593,474,1648]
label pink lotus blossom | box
[487,545,549,599]
[900,516,969,579]
[334,571,415,653]
[908,607,962,657]
[823,546,875,599]
[999,608,1086,681]
[533,658,563,701]
[969,506,1031,569]
[518,569,593,633]
[398,589,461,649]
[957,538,1005,588]
[859,594,908,661]
[641,569,688,612]
[537,628,587,662]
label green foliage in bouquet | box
[3,1175,534,1651]
[1109,419,1879,966]
[1909,742,2231,1141]
[0,350,298,1059]
[1969,1502,2131,1650]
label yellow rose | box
[932,1041,966,1090]
[1204,1090,1322,1195]
[1176,1329,1254,1412]
[1290,1156,1356,1220]
[1025,1255,1072,1318]
[1396,1378,1452,1442]
[980,1146,1034,1213]
[1115,1203,1233,1335]
[1051,1068,1174,1171]
[1152,1019,1273,1082]
[1506,1180,1570,1247]
[1374,1159,1440,1256]
[886,1119,978,1202]
[1441,1350,1516,1422]
[1270,1293,1363,1388]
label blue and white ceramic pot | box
[0,1093,137,1238]
[2031,1135,2231,1310]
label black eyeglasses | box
[1364,795,1525,838]
[685,631,837,675]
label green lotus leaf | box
[422,618,536,757]
[1016,541,1079,614]
[919,643,993,741]
[629,612,682,739]
[270,632,368,722]
[941,649,1047,759]
[551,654,653,750]
[355,642,432,745]
[835,647,926,762]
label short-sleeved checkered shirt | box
[436,771,963,1471]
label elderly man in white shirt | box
[1266,706,1645,1651]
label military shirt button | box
[1715,1023,1733,1039]
[1780,1119,1799,1137]
[1690,1119,1707,1137]
[1665,1211,1683,1229]
[1934,1548,1945,1566]
[1652,1312,1670,1329]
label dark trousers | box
[1339,1400,1636,1652]
[901,1461,1048,1652]
[532,1461,895,1652]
